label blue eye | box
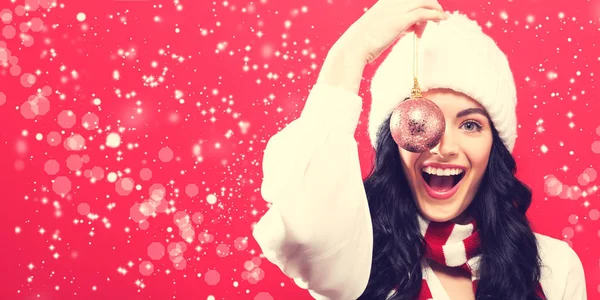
[461,120,483,132]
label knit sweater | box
[252,84,587,300]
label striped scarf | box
[416,215,481,300]
[389,216,545,299]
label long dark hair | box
[358,113,545,300]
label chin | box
[417,203,466,223]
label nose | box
[430,128,458,158]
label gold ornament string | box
[411,32,423,99]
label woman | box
[252,1,586,299]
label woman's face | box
[399,88,493,223]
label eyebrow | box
[456,108,489,119]
[402,97,490,119]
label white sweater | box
[252,84,587,300]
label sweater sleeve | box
[561,245,587,300]
[252,84,374,300]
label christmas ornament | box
[390,33,445,153]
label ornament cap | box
[411,77,423,99]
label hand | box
[339,0,447,63]
[317,0,447,94]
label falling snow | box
[0,0,598,299]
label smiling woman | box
[397,89,494,224]
[252,2,586,300]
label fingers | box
[404,7,448,29]
[404,0,445,14]
[399,0,446,37]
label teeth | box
[422,166,464,176]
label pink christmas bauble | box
[389,97,445,153]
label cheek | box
[469,151,490,168]
[463,138,492,172]
[398,149,420,178]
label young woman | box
[252,1,586,299]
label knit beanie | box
[369,11,517,152]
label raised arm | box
[253,83,372,299]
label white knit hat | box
[369,11,517,152]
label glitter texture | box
[390,97,445,153]
[0,0,598,299]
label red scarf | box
[390,216,545,299]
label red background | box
[0,0,599,299]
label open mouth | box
[421,171,465,192]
